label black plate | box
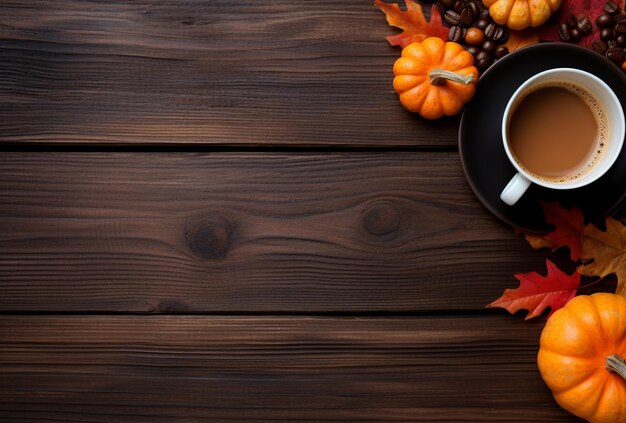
[459,43,626,232]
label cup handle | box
[500,173,532,206]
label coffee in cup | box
[500,68,624,206]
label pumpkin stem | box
[429,69,474,86]
[606,354,626,380]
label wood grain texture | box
[0,152,557,313]
[0,315,580,422]
[0,0,458,147]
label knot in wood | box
[186,216,235,260]
[361,203,400,236]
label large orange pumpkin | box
[393,37,478,120]
[537,293,626,422]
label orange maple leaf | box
[374,0,448,48]
[579,217,626,296]
[487,260,580,319]
[502,29,539,53]
[523,232,557,250]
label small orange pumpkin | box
[483,0,562,30]
[537,293,626,423]
[393,37,478,120]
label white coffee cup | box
[500,68,625,206]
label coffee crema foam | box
[509,81,609,183]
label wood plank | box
[0,152,558,313]
[0,0,457,147]
[0,315,580,422]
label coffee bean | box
[616,23,626,32]
[597,14,614,28]
[577,16,592,33]
[475,51,491,71]
[567,14,578,28]
[475,18,489,30]
[601,27,616,41]
[608,39,618,48]
[495,45,509,59]
[558,23,572,42]
[481,7,490,17]
[607,46,624,61]
[444,10,461,26]
[454,0,464,12]
[449,25,464,42]
[460,7,474,26]
[613,13,626,24]
[605,1,620,15]
[617,34,626,46]
[475,50,489,60]
[467,1,480,19]
[493,26,507,42]
[484,22,496,39]
[482,39,496,53]
[569,27,581,41]
[593,39,608,54]
[434,1,446,15]
[467,46,480,56]
[465,27,485,45]
[475,57,490,71]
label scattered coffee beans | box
[559,1,626,70]
[435,0,510,75]
[438,0,626,73]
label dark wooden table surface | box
[0,1,594,421]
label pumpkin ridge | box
[401,83,430,112]
[556,372,606,420]
[437,85,463,116]
[568,296,605,346]
[425,38,445,65]
[441,42,464,68]
[588,375,621,423]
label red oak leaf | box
[487,259,580,319]
[541,201,584,260]
[374,0,448,48]
[522,202,584,260]
[536,0,624,47]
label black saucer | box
[459,43,626,232]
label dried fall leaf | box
[374,0,448,48]
[543,202,584,260]
[522,202,583,260]
[579,216,626,296]
[523,202,626,296]
[502,29,540,53]
[487,259,580,319]
[524,231,558,250]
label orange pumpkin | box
[537,293,626,423]
[483,0,561,30]
[393,37,478,120]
